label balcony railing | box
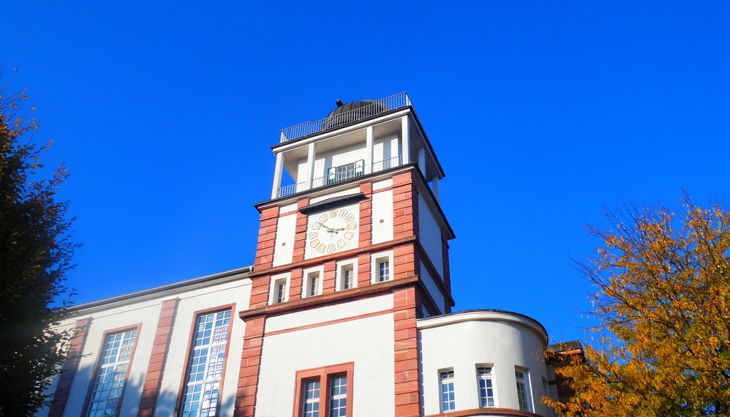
[280,92,411,143]
[277,155,402,198]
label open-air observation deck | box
[269,92,444,201]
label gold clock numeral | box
[329,210,338,218]
[337,239,346,248]
[345,214,354,223]
[344,232,354,240]
[310,238,321,248]
[346,223,356,230]
[327,244,336,253]
[339,209,348,218]
[317,243,326,253]
[312,223,321,231]
[309,232,318,239]
[319,214,328,222]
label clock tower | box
[235,93,454,417]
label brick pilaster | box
[292,198,309,263]
[255,207,280,268]
[392,172,417,241]
[137,299,178,417]
[49,318,92,417]
[289,268,303,302]
[393,287,420,417]
[322,261,336,294]
[234,316,265,417]
[359,182,373,247]
[358,253,371,287]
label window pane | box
[440,371,455,412]
[515,369,530,411]
[329,375,347,417]
[302,380,320,417]
[180,310,231,417]
[87,329,137,417]
[477,367,494,407]
[378,260,390,282]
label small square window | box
[269,273,290,305]
[370,251,394,284]
[336,259,358,291]
[302,266,324,298]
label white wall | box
[373,135,399,164]
[38,276,251,417]
[257,296,395,417]
[371,188,393,244]
[418,311,549,416]
[273,213,296,266]
[418,195,444,279]
[296,143,367,183]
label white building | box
[40,93,570,417]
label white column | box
[432,177,440,202]
[418,147,426,177]
[307,142,317,190]
[271,152,284,199]
[401,116,410,165]
[365,126,374,174]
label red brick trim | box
[255,206,280,268]
[292,362,354,417]
[393,286,420,417]
[80,323,143,417]
[176,304,236,416]
[234,316,266,417]
[240,275,419,320]
[137,299,179,417]
[358,182,373,248]
[292,198,309,262]
[265,308,394,337]
[424,408,544,417]
[249,236,417,278]
[48,317,92,417]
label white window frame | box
[335,259,358,291]
[515,366,533,412]
[370,250,394,284]
[439,368,456,412]
[302,266,324,298]
[476,364,497,408]
[268,273,291,305]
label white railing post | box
[401,116,410,165]
[307,142,317,191]
[365,126,374,174]
[271,152,284,199]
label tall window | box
[377,259,390,282]
[477,366,495,407]
[336,260,357,291]
[439,370,456,412]
[295,363,353,417]
[302,380,320,417]
[328,375,348,417]
[180,310,231,417]
[86,328,138,417]
[515,368,531,412]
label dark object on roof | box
[322,99,389,130]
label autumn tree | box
[545,202,730,417]
[0,87,75,417]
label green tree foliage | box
[546,202,730,417]
[0,87,75,417]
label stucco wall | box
[418,194,444,278]
[256,295,395,417]
[418,311,549,416]
[371,188,394,244]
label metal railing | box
[280,92,411,143]
[371,155,401,173]
[277,156,403,198]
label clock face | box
[305,204,359,259]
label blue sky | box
[2,1,729,344]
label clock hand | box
[316,221,334,232]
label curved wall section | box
[417,310,550,417]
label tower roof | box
[322,99,389,130]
